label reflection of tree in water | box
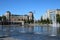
[57,27,60,34]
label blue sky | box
[0,0,60,20]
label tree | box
[40,16,52,24]
[41,16,43,21]
[56,14,60,23]
[46,18,49,23]
[2,16,6,21]
[40,16,44,23]
[0,16,2,21]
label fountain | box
[50,22,57,36]
[21,26,25,33]
[50,13,59,36]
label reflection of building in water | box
[4,11,34,24]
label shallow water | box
[0,25,60,40]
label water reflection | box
[0,25,60,36]
[49,27,57,36]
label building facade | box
[42,13,48,20]
[4,11,34,23]
[46,9,60,20]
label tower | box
[28,11,34,23]
[4,11,11,21]
[29,11,34,20]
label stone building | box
[4,11,34,23]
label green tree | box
[56,14,60,23]
[2,16,6,21]
[40,16,43,23]
[46,18,50,23]
[0,16,2,21]
[41,16,43,21]
[40,17,51,24]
